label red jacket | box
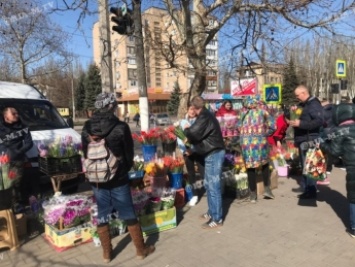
[267,114,289,146]
[216,106,237,117]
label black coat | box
[294,96,324,146]
[82,111,134,188]
[184,108,225,156]
[321,104,355,203]
[0,118,33,161]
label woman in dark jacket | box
[81,92,154,263]
[0,107,33,202]
[320,103,355,237]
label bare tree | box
[0,0,71,84]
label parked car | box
[155,113,172,126]
[0,81,83,200]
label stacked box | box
[139,207,176,236]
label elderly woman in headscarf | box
[238,95,276,203]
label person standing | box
[287,85,324,199]
[133,112,140,127]
[124,111,130,123]
[0,107,34,204]
[216,100,237,117]
[320,103,355,237]
[267,106,289,148]
[82,93,154,263]
[238,95,276,203]
[177,106,204,206]
[184,96,225,229]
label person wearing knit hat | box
[81,92,155,263]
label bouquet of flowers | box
[285,141,299,160]
[0,153,20,190]
[37,135,82,158]
[42,194,94,229]
[303,147,326,181]
[290,106,303,120]
[234,156,246,174]
[131,188,149,216]
[269,147,287,167]
[132,128,161,145]
[160,126,177,144]
[163,156,184,173]
[131,156,145,171]
[145,160,167,177]
[173,122,190,146]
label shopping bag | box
[303,148,326,181]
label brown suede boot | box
[97,224,112,263]
[127,223,155,259]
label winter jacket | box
[216,106,237,117]
[184,108,225,156]
[320,103,355,203]
[81,111,134,189]
[293,96,324,146]
[267,114,289,146]
[322,103,336,137]
[0,118,33,161]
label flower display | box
[290,106,303,120]
[132,128,161,145]
[131,155,145,171]
[131,189,149,216]
[0,153,19,190]
[37,135,82,158]
[160,126,177,144]
[42,194,94,229]
[269,147,287,167]
[145,160,167,177]
[163,156,184,174]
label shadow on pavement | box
[317,185,349,229]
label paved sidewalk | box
[2,167,355,267]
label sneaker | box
[188,196,198,206]
[317,178,330,186]
[340,168,346,171]
[326,171,331,175]
[199,213,211,221]
[347,228,355,238]
[201,219,223,229]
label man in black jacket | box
[288,85,324,199]
[184,96,225,229]
[82,92,154,263]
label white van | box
[0,81,83,196]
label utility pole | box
[133,0,149,131]
[98,0,114,93]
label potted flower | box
[163,156,185,189]
[129,156,145,179]
[132,128,161,162]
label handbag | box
[303,147,326,181]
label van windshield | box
[0,99,68,131]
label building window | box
[127,46,136,56]
[115,61,120,67]
[208,70,217,76]
[156,82,161,86]
[209,19,214,26]
[129,80,137,86]
[128,36,135,43]
[128,68,137,79]
[206,49,216,56]
[209,40,216,46]
[154,21,160,25]
[156,77,161,82]
[127,57,136,65]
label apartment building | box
[93,6,219,114]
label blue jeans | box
[204,149,225,222]
[299,146,317,188]
[350,203,355,230]
[92,183,137,225]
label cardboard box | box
[44,223,94,252]
[257,169,278,195]
[15,213,27,238]
[139,207,176,236]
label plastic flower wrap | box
[131,189,149,216]
[0,153,20,190]
[37,135,82,158]
[290,106,303,120]
[42,194,94,229]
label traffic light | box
[110,6,134,35]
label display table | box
[50,173,81,193]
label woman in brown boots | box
[82,92,155,263]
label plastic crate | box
[39,155,82,176]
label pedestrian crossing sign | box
[336,59,346,78]
[263,84,282,104]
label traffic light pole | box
[133,0,149,131]
[98,0,114,93]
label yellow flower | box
[295,108,302,115]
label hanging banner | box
[230,78,257,97]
